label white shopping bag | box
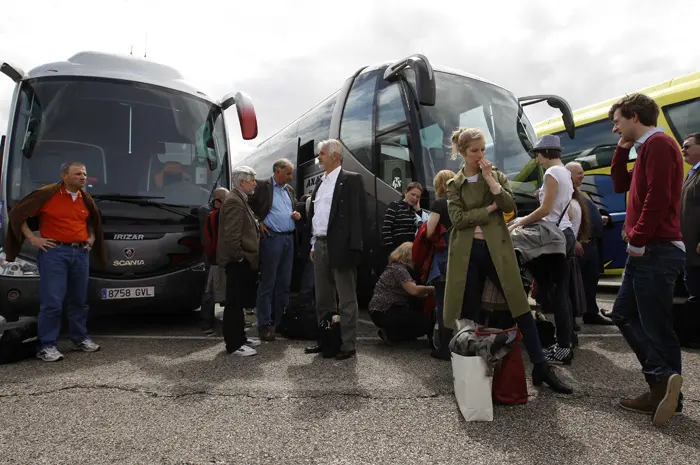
[451,353,493,422]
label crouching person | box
[4,162,104,362]
[369,242,435,344]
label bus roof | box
[24,51,213,101]
[535,70,700,134]
[254,61,506,149]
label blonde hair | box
[451,128,486,160]
[433,170,455,199]
[388,242,414,268]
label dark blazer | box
[681,167,700,267]
[248,177,297,227]
[308,168,366,270]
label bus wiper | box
[92,194,198,219]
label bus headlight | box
[0,251,40,277]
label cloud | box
[0,0,697,150]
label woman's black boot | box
[532,362,573,394]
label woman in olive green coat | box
[443,128,571,394]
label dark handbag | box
[320,312,342,358]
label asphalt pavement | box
[1,291,699,464]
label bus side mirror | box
[219,91,259,141]
[0,61,25,83]
[519,94,576,139]
[384,54,436,106]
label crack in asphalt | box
[1,384,698,403]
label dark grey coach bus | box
[0,51,258,314]
[233,54,575,303]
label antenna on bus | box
[144,32,148,58]
[129,45,133,56]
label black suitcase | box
[673,298,700,349]
[0,316,39,364]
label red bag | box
[477,327,528,405]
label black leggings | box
[527,228,575,347]
[461,239,545,364]
[371,300,432,343]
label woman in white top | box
[510,135,576,364]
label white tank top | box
[538,165,574,231]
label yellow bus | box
[535,71,700,275]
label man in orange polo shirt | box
[5,161,106,362]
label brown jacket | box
[681,168,700,267]
[217,188,260,269]
[5,182,106,265]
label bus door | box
[297,139,322,198]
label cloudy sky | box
[1,0,697,157]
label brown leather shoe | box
[651,374,683,426]
[619,391,654,415]
[260,327,276,342]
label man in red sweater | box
[609,93,686,427]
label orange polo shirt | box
[36,185,89,243]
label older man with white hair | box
[217,166,262,356]
[304,139,367,360]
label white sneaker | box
[245,337,262,348]
[232,345,257,357]
[72,339,101,352]
[37,347,64,362]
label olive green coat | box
[443,169,530,329]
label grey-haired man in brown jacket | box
[217,166,261,356]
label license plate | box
[101,287,155,300]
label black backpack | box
[280,302,319,341]
[0,317,39,364]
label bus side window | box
[663,98,700,144]
[340,72,376,170]
[375,81,412,192]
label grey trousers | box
[313,239,358,352]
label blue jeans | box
[256,232,295,329]
[611,243,685,383]
[36,246,91,349]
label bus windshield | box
[414,71,540,199]
[6,78,228,216]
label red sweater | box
[610,132,683,248]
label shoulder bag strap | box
[556,197,573,227]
